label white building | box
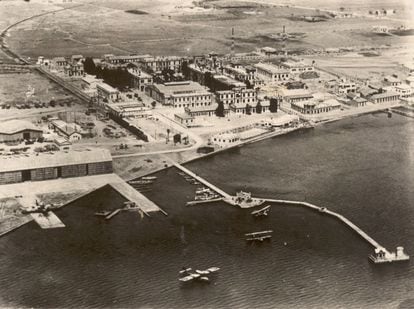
[211,133,240,148]
[254,63,290,83]
[96,82,120,102]
[280,60,314,74]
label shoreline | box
[125,104,404,180]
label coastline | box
[122,103,403,181]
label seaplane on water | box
[178,267,220,283]
[245,230,273,242]
[251,205,271,217]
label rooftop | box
[0,120,42,135]
[254,62,289,74]
[0,149,112,173]
[152,81,209,96]
[96,82,119,94]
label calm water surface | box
[0,113,413,309]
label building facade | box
[0,149,113,185]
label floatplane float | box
[179,267,220,283]
[245,230,273,242]
[251,205,271,217]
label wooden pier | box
[171,162,231,199]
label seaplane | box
[21,200,61,214]
[251,205,271,217]
[178,267,220,283]
[245,230,273,242]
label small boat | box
[129,180,153,185]
[142,176,157,181]
[94,211,112,217]
[251,205,271,217]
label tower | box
[231,27,235,58]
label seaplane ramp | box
[0,173,161,235]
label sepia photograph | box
[0,0,413,308]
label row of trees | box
[84,57,132,90]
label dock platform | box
[31,212,65,229]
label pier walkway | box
[263,198,387,252]
[171,162,231,199]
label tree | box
[151,101,156,108]
[256,101,262,114]
[269,97,279,113]
[215,101,225,117]
[245,104,251,115]
[83,57,96,75]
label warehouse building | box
[0,149,113,184]
[0,120,43,143]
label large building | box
[0,120,43,143]
[127,65,153,91]
[146,81,212,109]
[291,98,341,114]
[140,56,184,72]
[0,149,113,184]
[96,82,120,102]
[216,88,257,106]
[280,60,314,74]
[254,63,290,83]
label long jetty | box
[170,163,405,260]
[258,198,386,251]
[171,162,231,199]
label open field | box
[0,71,81,108]
[2,0,414,59]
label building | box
[96,82,120,102]
[106,102,150,118]
[127,65,153,91]
[384,75,401,87]
[279,88,314,103]
[104,54,151,65]
[211,133,240,148]
[212,75,247,91]
[368,91,400,103]
[140,56,184,72]
[291,98,341,114]
[0,149,113,184]
[341,93,368,107]
[187,103,225,117]
[146,81,212,109]
[280,60,314,74]
[254,63,290,83]
[216,88,257,106]
[0,120,43,143]
[51,57,67,70]
[174,113,195,127]
[49,120,83,142]
[81,75,102,96]
[391,84,413,98]
[337,79,357,94]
